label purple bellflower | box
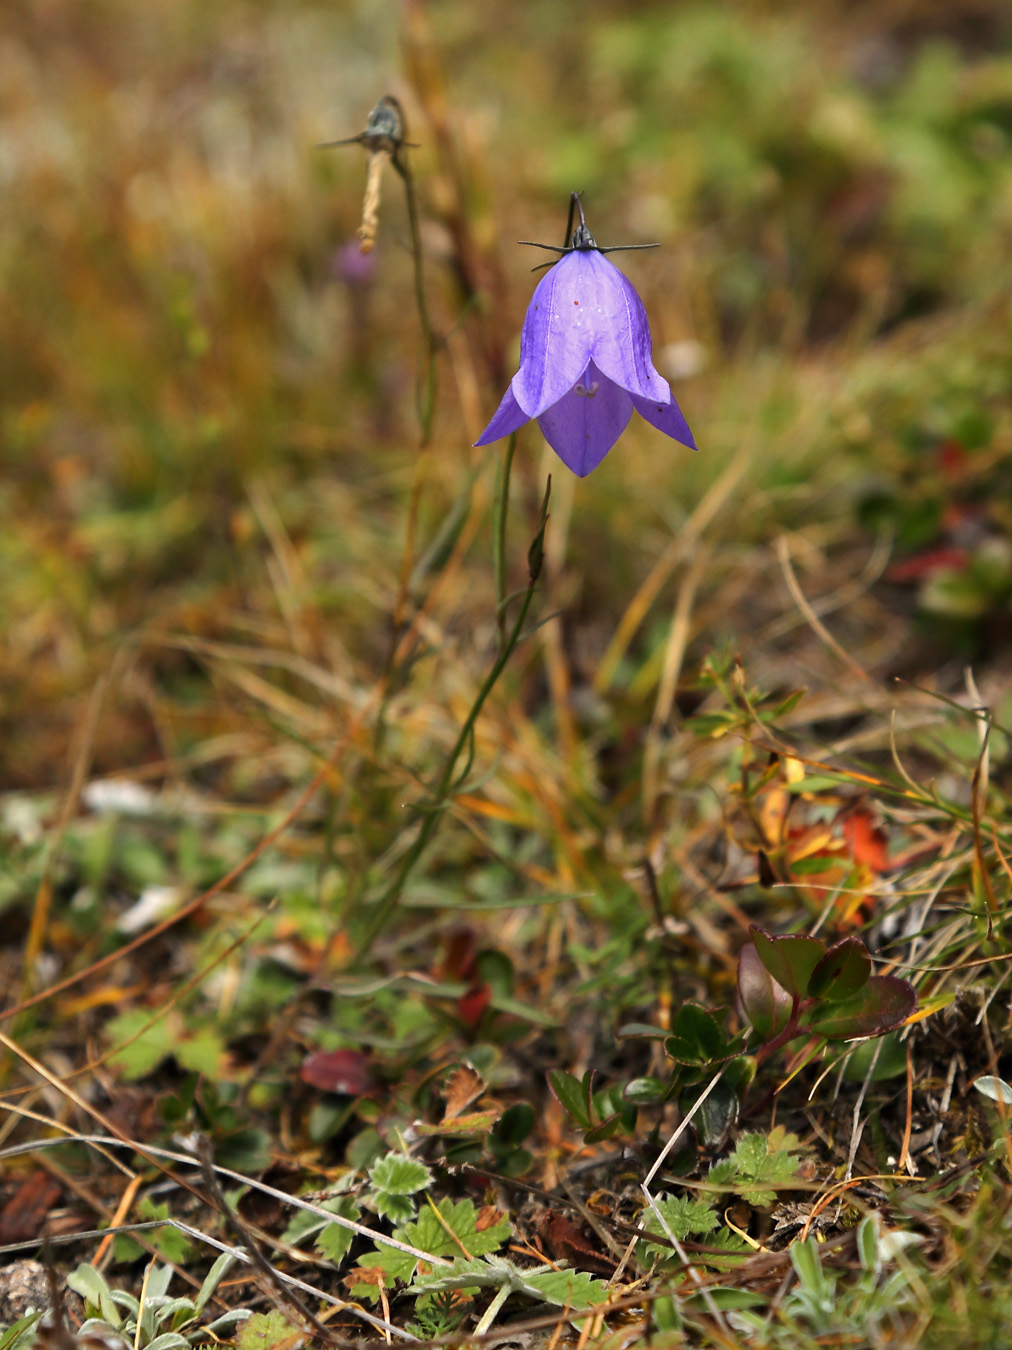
[475,193,696,477]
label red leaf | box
[0,1172,62,1243]
[437,927,478,980]
[457,982,492,1030]
[300,1049,376,1096]
[886,548,968,583]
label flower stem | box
[352,480,551,959]
[493,433,517,648]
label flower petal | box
[632,390,697,450]
[474,384,530,446]
[536,363,632,477]
[544,251,670,404]
[510,263,594,418]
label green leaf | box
[0,1312,44,1350]
[131,1199,192,1266]
[706,1128,808,1207]
[805,975,917,1040]
[623,1076,669,1104]
[737,942,793,1039]
[520,1267,610,1308]
[236,1311,304,1350]
[194,1252,238,1316]
[841,1032,909,1082]
[695,1227,752,1270]
[787,853,841,875]
[790,1237,828,1297]
[412,1256,609,1309]
[685,1077,739,1149]
[67,1264,122,1327]
[218,1127,272,1174]
[280,1188,357,1247]
[414,1110,500,1137]
[750,927,825,1000]
[175,1026,228,1078]
[617,1023,670,1040]
[547,1069,592,1129]
[105,1009,175,1080]
[857,1217,880,1274]
[315,1197,363,1264]
[371,1191,417,1222]
[491,1102,536,1148]
[350,1200,511,1302]
[369,1153,432,1196]
[808,937,872,1001]
[671,1003,724,1059]
[639,1195,719,1259]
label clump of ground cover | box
[2,1,1012,1347]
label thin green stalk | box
[493,433,517,648]
[352,480,551,959]
[472,1283,511,1337]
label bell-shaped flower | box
[475,200,696,477]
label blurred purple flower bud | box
[332,238,378,287]
[476,219,695,477]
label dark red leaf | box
[300,1049,376,1096]
[886,548,969,583]
[457,982,492,1030]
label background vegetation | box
[3,0,1012,1345]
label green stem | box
[473,1283,512,1338]
[493,434,516,648]
[352,482,550,959]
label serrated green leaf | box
[696,1227,752,1270]
[235,1311,304,1350]
[315,1198,362,1264]
[105,1010,176,1080]
[639,1194,719,1259]
[350,1200,512,1303]
[707,1128,808,1207]
[175,1026,227,1077]
[371,1190,416,1222]
[520,1268,611,1308]
[280,1189,357,1247]
[369,1153,432,1196]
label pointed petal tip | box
[475,384,529,447]
[632,391,697,451]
